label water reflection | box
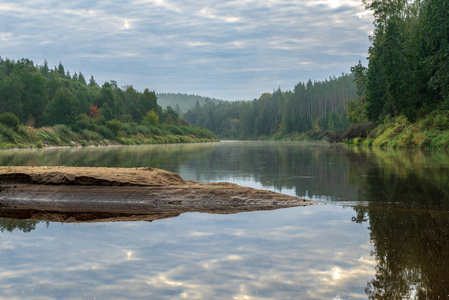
[363,207,449,299]
[0,142,358,201]
[0,205,374,299]
[0,218,41,233]
[1,142,449,298]
[346,147,449,298]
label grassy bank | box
[347,113,449,149]
[0,122,218,150]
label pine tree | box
[39,60,49,77]
[57,62,65,77]
[89,75,97,87]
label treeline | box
[0,57,185,127]
[157,93,222,114]
[183,74,357,139]
[361,0,449,121]
[336,0,449,149]
[0,57,217,148]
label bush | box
[121,114,133,123]
[148,125,163,136]
[37,128,61,145]
[325,131,344,143]
[0,124,17,143]
[343,122,377,139]
[136,125,153,135]
[142,109,159,126]
[76,114,94,130]
[93,115,107,126]
[80,129,102,141]
[122,122,138,135]
[0,112,20,131]
[106,119,123,136]
[165,125,183,135]
[96,125,115,139]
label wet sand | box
[0,166,317,223]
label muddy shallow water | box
[0,141,448,299]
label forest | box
[1,1,448,148]
[345,0,449,149]
[182,0,449,146]
[362,0,449,122]
[0,58,217,148]
[157,93,222,114]
[183,74,357,139]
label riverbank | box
[0,166,316,222]
[0,123,218,150]
[346,113,449,149]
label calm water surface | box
[1,141,448,299]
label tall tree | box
[45,87,76,125]
[421,0,449,105]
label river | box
[0,141,448,299]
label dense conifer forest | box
[157,93,223,114]
[347,0,449,148]
[182,74,357,139]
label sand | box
[0,166,317,223]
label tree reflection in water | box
[349,148,449,299]
[1,142,449,297]
[0,218,43,233]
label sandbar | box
[0,166,317,223]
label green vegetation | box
[0,57,217,149]
[362,0,449,122]
[347,113,449,149]
[3,0,448,149]
[331,0,449,148]
[183,74,357,140]
[181,0,449,147]
[157,93,223,114]
[345,146,449,299]
[0,121,217,149]
[0,218,41,233]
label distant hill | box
[157,93,224,113]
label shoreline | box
[0,166,317,223]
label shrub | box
[136,125,153,135]
[0,124,16,143]
[122,122,138,135]
[142,109,159,126]
[343,122,377,139]
[81,129,102,141]
[106,119,123,136]
[93,115,107,126]
[37,128,61,145]
[165,125,183,135]
[20,125,38,141]
[121,114,133,123]
[96,125,114,139]
[325,131,344,143]
[0,112,20,131]
[76,114,94,130]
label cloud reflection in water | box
[0,204,374,299]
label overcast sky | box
[0,0,373,100]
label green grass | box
[0,122,218,150]
[346,112,449,150]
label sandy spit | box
[0,166,317,223]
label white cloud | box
[0,0,373,100]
